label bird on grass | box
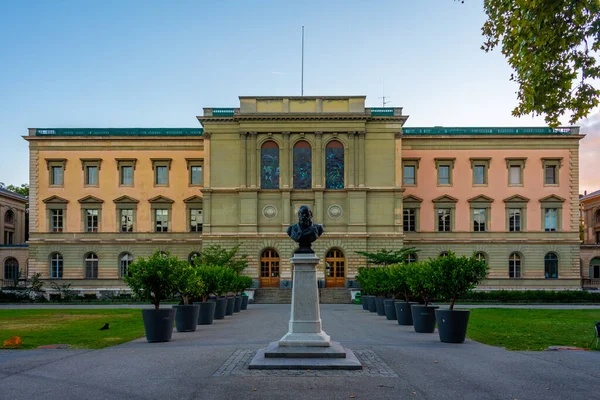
[99,323,109,331]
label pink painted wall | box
[402,149,572,232]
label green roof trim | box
[211,108,235,116]
[402,127,572,135]
[370,108,395,116]
[35,128,204,137]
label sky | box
[0,0,598,192]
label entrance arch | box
[260,249,280,288]
[325,249,346,287]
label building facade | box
[0,186,28,287]
[24,96,583,293]
[580,190,600,288]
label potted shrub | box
[221,268,237,316]
[236,276,254,311]
[433,252,489,343]
[371,267,388,317]
[355,267,372,311]
[172,261,203,332]
[382,267,398,321]
[124,250,178,342]
[406,261,438,333]
[195,265,222,325]
[390,263,417,326]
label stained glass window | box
[325,140,344,189]
[293,141,312,189]
[261,141,280,189]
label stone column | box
[353,133,359,186]
[314,131,323,188]
[239,132,247,188]
[249,132,257,188]
[347,132,355,188]
[279,253,331,347]
[358,131,365,187]
[202,191,212,234]
[282,131,290,189]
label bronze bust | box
[287,205,324,254]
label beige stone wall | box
[0,193,27,245]
[0,247,28,285]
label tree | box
[5,183,29,198]
[124,250,179,310]
[356,247,419,266]
[198,245,248,275]
[481,0,600,127]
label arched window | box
[475,252,487,263]
[439,251,449,258]
[509,253,521,278]
[406,253,417,263]
[293,141,312,189]
[325,140,344,189]
[120,253,133,278]
[590,257,600,279]
[50,253,63,278]
[544,253,558,279]
[261,141,280,189]
[189,252,201,265]
[595,210,600,224]
[4,258,19,281]
[4,210,14,224]
[85,253,99,279]
[325,249,345,287]
[260,249,280,287]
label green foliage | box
[219,267,238,295]
[49,281,77,302]
[123,250,179,309]
[386,263,415,301]
[195,265,222,302]
[405,261,437,306]
[462,290,600,303]
[234,276,254,294]
[198,245,249,275]
[4,183,29,198]
[356,247,419,266]
[482,0,600,126]
[431,252,489,310]
[355,267,388,296]
[173,262,205,305]
[27,273,44,293]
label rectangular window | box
[4,231,14,244]
[190,166,203,185]
[544,208,557,231]
[121,166,133,185]
[509,209,521,232]
[85,209,98,232]
[473,208,486,232]
[438,209,451,232]
[120,209,134,232]
[438,166,450,185]
[85,166,98,186]
[155,209,169,232]
[597,231,600,244]
[190,209,203,232]
[545,165,556,184]
[403,166,415,185]
[403,209,416,232]
[509,166,521,185]
[155,166,168,185]
[51,166,64,186]
[473,165,485,185]
[51,209,63,232]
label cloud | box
[271,71,285,75]
[579,111,600,193]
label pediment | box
[42,195,68,204]
[432,195,458,203]
[78,195,104,204]
[403,194,423,203]
[183,195,203,203]
[503,194,530,203]
[539,194,565,203]
[467,195,494,203]
[148,195,174,204]
[113,195,139,204]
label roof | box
[0,187,27,202]
[31,128,204,137]
[580,189,600,202]
[402,127,578,136]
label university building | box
[23,96,583,294]
[580,189,600,287]
[0,186,28,287]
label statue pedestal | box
[249,252,362,370]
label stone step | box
[254,288,351,304]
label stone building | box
[580,189,600,288]
[24,96,584,293]
[0,186,28,287]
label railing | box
[403,127,576,135]
[211,108,236,116]
[370,107,396,116]
[581,278,600,288]
[35,128,204,137]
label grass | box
[466,309,600,351]
[0,309,145,349]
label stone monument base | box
[249,341,362,370]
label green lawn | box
[466,309,600,351]
[0,309,145,349]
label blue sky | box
[0,0,598,191]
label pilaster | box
[314,131,323,188]
[239,132,247,188]
[282,131,290,189]
[249,131,257,188]
[347,132,355,188]
[358,131,365,187]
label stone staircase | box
[253,288,351,304]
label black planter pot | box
[173,304,200,332]
[435,309,471,343]
[194,301,216,325]
[225,297,235,316]
[214,297,227,320]
[394,301,417,326]
[241,295,249,310]
[368,296,377,313]
[361,295,369,310]
[233,296,243,313]
[411,304,439,333]
[375,297,386,316]
[384,299,397,320]
[141,308,176,342]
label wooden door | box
[260,249,280,288]
[325,249,346,288]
